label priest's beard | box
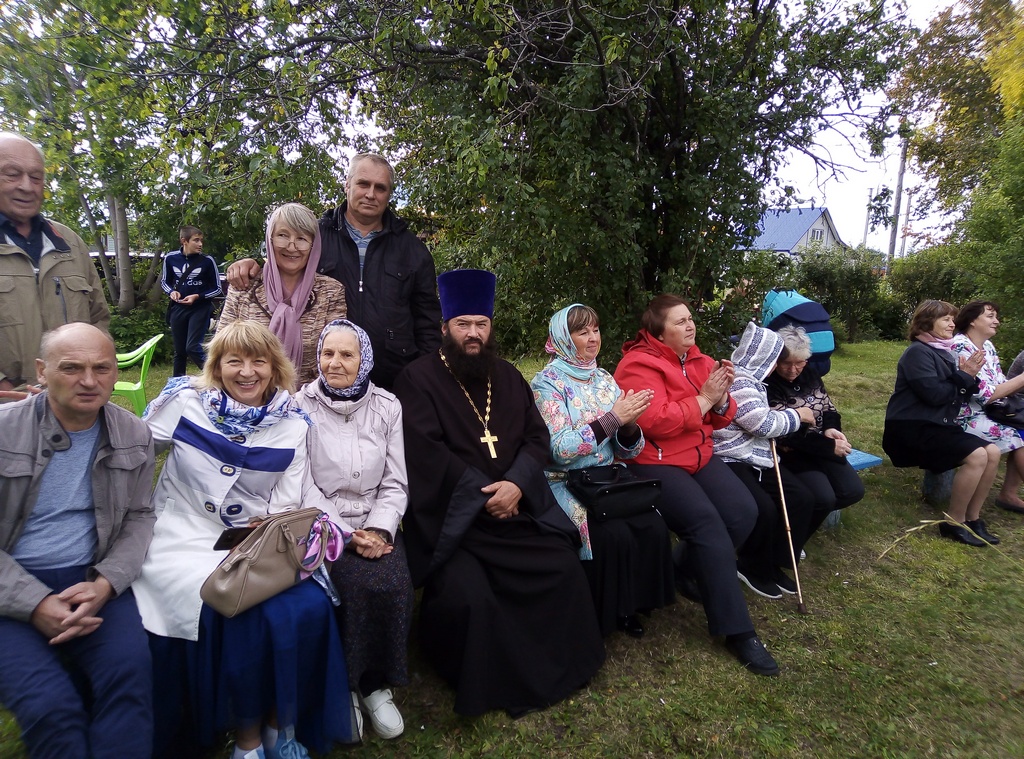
[442,331,498,384]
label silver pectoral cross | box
[480,428,499,458]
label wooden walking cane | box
[769,439,809,614]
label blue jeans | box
[0,566,153,759]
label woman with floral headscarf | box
[530,304,674,638]
[297,320,413,740]
[219,202,347,386]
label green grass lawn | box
[4,341,1024,758]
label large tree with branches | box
[3,0,911,344]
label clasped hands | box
[30,575,114,645]
[350,529,393,560]
[612,388,655,426]
[823,427,852,457]
[482,480,522,519]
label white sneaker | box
[350,691,364,739]
[359,688,404,739]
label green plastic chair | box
[113,333,164,415]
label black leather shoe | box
[965,519,1000,545]
[675,573,703,604]
[617,615,645,638]
[725,635,780,676]
[673,542,702,603]
[938,522,987,547]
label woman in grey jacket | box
[883,300,1000,546]
[298,319,413,740]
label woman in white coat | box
[134,321,358,759]
[298,319,413,740]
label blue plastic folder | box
[847,449,883,471]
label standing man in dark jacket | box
[161,225,221,376]
[226,154,441,389]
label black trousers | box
[631,456,757,637]
[728,461,816,575]
[786,455,865,535]
[168,301,213,376]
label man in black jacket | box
[227,154,441,389]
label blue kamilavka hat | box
[438,269,497,321]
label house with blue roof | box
[749,207,847,257]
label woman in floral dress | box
[952,300,1024,513]
[531,304,674,638]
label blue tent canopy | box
[761,289,835,375]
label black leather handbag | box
[565,464,661,522]
[985,395,1024,430]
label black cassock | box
[394,351,605,716]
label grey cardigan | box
[0,393,155,621]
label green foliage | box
[956,114,1024,356]
[108,307,173,363]
[885,246,979,323]
[0,0,912,354]
[795,244,883,342]
[889,0,1014,218]
[869,287,912,341]
[374,0,909,355]
[0,0,347,315]
[702,250,798,355]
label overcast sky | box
[776,0,958,255]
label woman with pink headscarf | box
[219,203,347,386]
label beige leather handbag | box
[200,507,327,617]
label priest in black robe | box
[393,269,605,717]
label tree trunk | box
[108,194,136,314]
[138,238,167,305]
[79,191,118,304]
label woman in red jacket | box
[615,294,779,676]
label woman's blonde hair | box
[267,202,318,240]
[202,321,297,400]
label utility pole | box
[899,187,914,258]
[886,134,909,273]
[862,187,872,247]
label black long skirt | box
[418,519,605,716]
[581,511,676,635]
[329,531,414,693]
[884,420,990,473]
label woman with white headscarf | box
[219,202,346,386]
[297,320,413,740]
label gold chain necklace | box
[439,349,499,458]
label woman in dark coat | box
[766,325,865,535]
[882,300,1001,546]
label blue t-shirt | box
[12,421,100,571]
[344,218,382,293]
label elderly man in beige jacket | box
[0,132,109,397]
